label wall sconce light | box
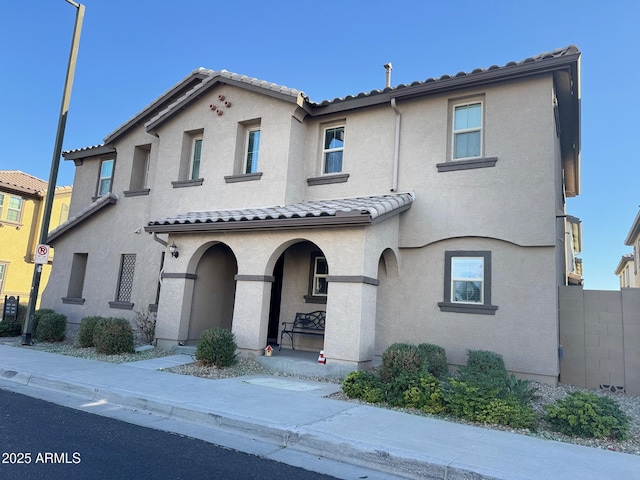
[169,243,179,258]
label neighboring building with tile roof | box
[0,171,72,309]
[43,46,581,384]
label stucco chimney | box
[384,63,393,88]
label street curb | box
[0,368,500,480]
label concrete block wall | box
[559,286,640,395]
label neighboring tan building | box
[615,254,635,288]
[620,208,640,288]
[43,46,582,384]
[0,170,72,307]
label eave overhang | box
[145,192,414,235]
[625,210,640,246]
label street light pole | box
[22,1,85,345]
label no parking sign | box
[35,244,50,264]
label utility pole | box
[22,1,85,345]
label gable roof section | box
[145,192,414,234]
[144,69,307,133]
[102,68,211,145]
[0,170,48,197]
[47,193,118,244]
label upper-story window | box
[244,128,261,174]
[6,195,23,222]
[323,126,345,174]
[190,137,203,180]
[128,144,151,192]
[97,159,115,196]
[453,102,482,159]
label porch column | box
[155,273,196,349]
[232,275,274,357]
[323,275,379,370]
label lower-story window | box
[438,250,497,315]
[109,254,136,310]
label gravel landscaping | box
[3,332,640,456]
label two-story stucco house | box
[43,46,581,384]
[0,170,71,309]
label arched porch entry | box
[186,242,238,344]
[375,248,399,356]
[267,240,328,351]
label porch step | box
[255,350,351,379]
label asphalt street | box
[0,388,339,480]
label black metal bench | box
[279,310,325,351]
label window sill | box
[438,302,498,315]
[172,178,204,188]
[436,157,498,172]
[62,297,85,305]
[224,172,263,183]
[123,189,150,197]
[0,220,22,229]
[109,301,134,310]
[307,173,350,186]
[304,295,327,304]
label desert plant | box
[545,391,629,440]
[77,316,103,348]
[33,312,66,342]
[380,343,428,384]
[417,343,449,379]
[196,328,238,367]
[134,309,157,345]
[93,317,135,355]
[506,374,539,405]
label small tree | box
[196,328,238,367]
[134,309,157,345]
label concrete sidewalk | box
[1,344,639,480]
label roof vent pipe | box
[384,63,392,88]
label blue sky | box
[0,0,637,290]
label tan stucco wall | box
[45,68,570,381]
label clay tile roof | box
[0,170,48,196]
[146,192,415,233]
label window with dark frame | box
[305,252,328,303]
[438,250,498,315]
[116,254,136,303]
[97,159,115,196]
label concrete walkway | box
[1,344,639,479]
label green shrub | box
[342,371,385,403]
[443,378,535,428]
[0,318,22,337]
[78,316,103,348]
[380,343,427,384]
[417,343,448,379]
[385,373,421,407]
[545,391,629,440]
[403,374,446,414]
[457,350,509,394]
[33,312,66,342]
[31,308,56,336]
[196,328,238,367]
[93,317,135,355]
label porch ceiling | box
[145,192,415,234]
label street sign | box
[34,244,50,264]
